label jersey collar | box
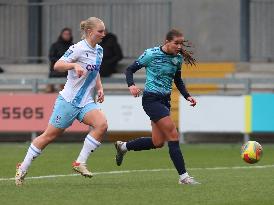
[84,39,96,50]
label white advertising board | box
[179,96,245,133]
[101,95,151,131]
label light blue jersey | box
[137,46,183,94]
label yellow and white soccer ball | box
[241,141,263,164]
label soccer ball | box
[241,141,263,164]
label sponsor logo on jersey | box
[86,64,100,72]
[63,49,73,57]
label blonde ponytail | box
[80,21,86,39]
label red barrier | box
[0,93,89,132]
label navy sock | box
[168,141,186,175]
[126,137,156,151]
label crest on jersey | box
[55,115,61,124]
[172,57,179,65]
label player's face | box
[88,22,106,44]
[166,36,184,55]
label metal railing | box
[0,76,273,141]
[0,77,274,95]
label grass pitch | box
[0,143,274,205]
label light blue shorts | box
[49,95,100,129]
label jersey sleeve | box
[174,69,191,99]
[136,49,153,67]
[177,56,183,71]
[59,45,81,63]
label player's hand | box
[129,85,141,97]
[187,96,197,107]
[97,89,104,103]
[74,64,86,78]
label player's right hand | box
[129,85,141,97]
[74,64,87,78]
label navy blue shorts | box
[142,91,171,122]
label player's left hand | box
[187,96,197,107]
[97,89,104,103]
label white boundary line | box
[1,164,274,182]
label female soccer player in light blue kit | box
[115,29,200,185]
[15,17,107,186]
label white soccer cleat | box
[115,141,127,166]
[15,163,27,186]
[72,161,93,178]
[179,176,201,185]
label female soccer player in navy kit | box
[15,17,107,186]
[115,29,200,185]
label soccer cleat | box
[15,163,27,186]
[179,176,201,185]
[114,141,127,166]
[72,161,93,178]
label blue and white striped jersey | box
[59,39,103,107]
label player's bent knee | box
[167,134,179,141]
[154,142,164,148]
[96,121,108,134]
[166,129,179,141]
[152,138,165,148]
